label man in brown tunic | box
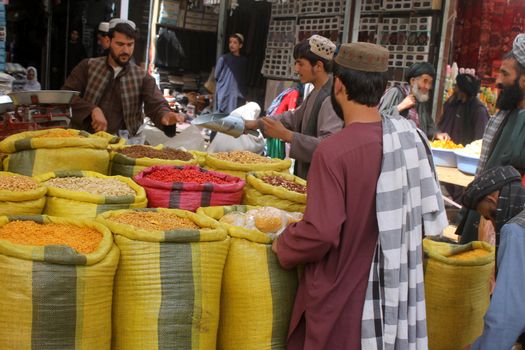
[62,18,183,138]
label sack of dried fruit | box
[0,215,119,349]
[0,171,47,215]
[97,208,229,350]
[0,129,113,176]
[109,145,198,177]
[205,151,291,179]
[197,205,300,350]
[35,170,147,218]
[243,171,306,212]
[134,165,245,212]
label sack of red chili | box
[243,171,307,212]
[134,165,245,211]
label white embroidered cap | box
[109,18,136,31]
[98,22,109,33]
[308,35,336,60]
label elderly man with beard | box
[62,18,183,139]
[458,33,525,244]
[272,42,447,349]
[379,62,449,140]
[461,166,525,350]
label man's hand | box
[397,94,416,112]
[244,119,259,130]
[260,117,294,142]
[91,107,108,132]
[161,111,185,126]
[434,132,451,141]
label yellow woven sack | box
[0,129,110,176]
[243,171,306,212]
[0,215,119,350]
[109,145,198,177]
[423,238,495,350]
[92,131,126,149]
[36,170,147,218]
[197,205,298,350]
[97,208,230,350]
[205,152,291,180]
[0,172,47,215]
[191,150,208,167]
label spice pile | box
[109,211,199,230]
[448,248,491,261]
[145,167,231,184]
[117,146,193,161]
[212,151,275,164]
[261,175,306,194]
[0,221,102,254]
[430,140,464,149]
[0,174,38,191]
[44,176,136,196]
[34,129,80,138]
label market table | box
[435,166,475,187]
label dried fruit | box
[261,175,306,194]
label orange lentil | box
[0,221,102,254]
[34,129,79,138]
[109,211,199,231]
[448,249,491,261]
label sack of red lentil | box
[0,171,47,215]
[97,208,229,350]
[35,170,147,218]
[197,205,299,350]
[134,165,245,212]
[0,128,112,176]
[243,171,307,212]
[205,151,291,179]
[109,145,198,177]
[423,239,495,350]
[0,215,119,350]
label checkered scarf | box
[361,114,448,350]
[84,57,146,136]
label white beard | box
[412,83,429,103]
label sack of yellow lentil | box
[243,171,307,212]
[423,238,495,350]
[0,128,111,176]
[92,130,126,149]
[197,205,299,350]
[205,151,291,179]
[36,170,147,218]
[109,144,198,177]
[97,208,229,350]
[0,215,119,350]
[0,171,47,215]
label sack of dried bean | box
[197,205,299,350]
[243,171,307,212]
[423,238,495,350]
[35,170,147,218]
[0,128,112,176]
[0,171,47,215]
[97,208,229,350]
[109,145,198,177]
[134,165,245,212]
[0,215,119,350]
[205,151,291,179]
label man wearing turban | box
[379,62,449,140]
[462,166,525,350]
[458,33,525,244]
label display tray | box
[454,150,480,175]
[431,147,457,167]
[8,90,79,105]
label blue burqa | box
[215,53,248,113]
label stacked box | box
[377,18,409,53]
[407,16,432,53]
[298,0,344,16]
[359,16,379,43]
[267,19,296,49]
[413,0,442,10]
[261,47,295,80]
[271,0,297,18]
[382,0,412,11]
[361,0,381,13]
[184,8,218,32]
[404,53,430,68]
[159,0,180,26]
[297,16,342,43]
